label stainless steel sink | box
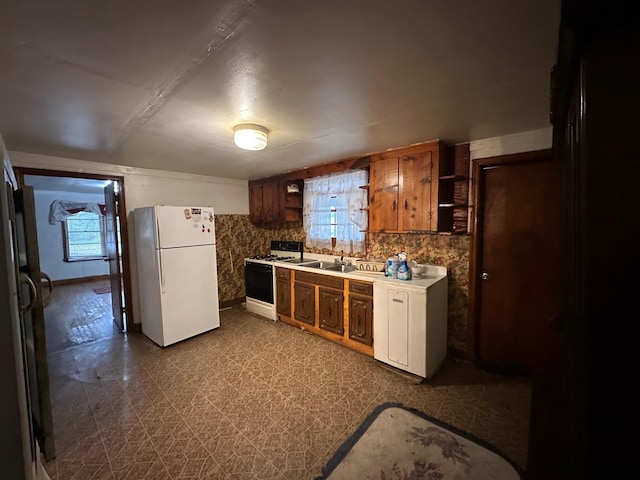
[301,260,357,273]
[322,264,357,273]
[297,261,321,268]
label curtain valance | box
[48,200,106,225]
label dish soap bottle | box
[397,252,411,280]
[386,254,399,278]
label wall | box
[214,216,305,303]
[9,151,251,327]
[470,127,552,160]
[32,189,109,281]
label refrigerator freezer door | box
[156,244,220,346]
[155,205,216,249]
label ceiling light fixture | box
[233,124,268,151]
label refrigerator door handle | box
[158,250,165,293]
[155,214,161,249]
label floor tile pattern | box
[42,283,531,479]
[44,279,120,353]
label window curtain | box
[48,200,105,224]
[303,170,368,253]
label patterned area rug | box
[317,403,523,480]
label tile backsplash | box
[214,215,469,355]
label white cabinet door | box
[388,289,409,366]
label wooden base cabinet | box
[294,282,315,325]
[275,268,291,317]
[277,269,374,356]
[348,280,373,346]
[319,288,344,335]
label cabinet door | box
[399,151,435,231]
[318,288,344,335]
[388,289,409,366]
[249,182,263,224]
[349,294,372,345]
[369,156,399,232]
[294,282,315,325]
[276,278,291,317]
[262,181,278,222]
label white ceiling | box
[0,0,560,181]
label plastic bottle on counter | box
[386,255,399,278]
[397,252,411,280]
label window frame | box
[61,211,108,262]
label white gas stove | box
[244,240,304,319]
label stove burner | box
[249,254,295,262]
[248,240,303,263]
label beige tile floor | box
[42,280,532,479]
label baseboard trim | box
[220,297,245,309]
[51,274,110,286]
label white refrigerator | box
[134,205,220,347]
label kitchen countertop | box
[257,255,447,287]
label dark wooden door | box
[318,288,343,335]
[104,182,124,331]
[348,294,372,345]
[470,150,565,478]
[276,278,291,317]
[262,181,278,223]
[12,186,56,461]
[472,150,563,377]
[248,182,263,224]
[294,282,315,325]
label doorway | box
[13,168,133,344]
[467,148,564,477]
[467,149,562,376]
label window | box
[303,170,368,254]
[62,211,107,261]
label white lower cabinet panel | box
[373,270,448,379]
[388,290,409,366]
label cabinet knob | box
[404,200,408,210]
[392,200,396,210]
[481,272,490,280]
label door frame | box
[13,167,134,333]
[466,148,553,360]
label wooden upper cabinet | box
[249,182,263,224]
[261,180,281,223]
[248,180,302,225]
[369,156,399,232]
[247,139,469,233]
[399,150,437,232]
[369,141,442,233]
